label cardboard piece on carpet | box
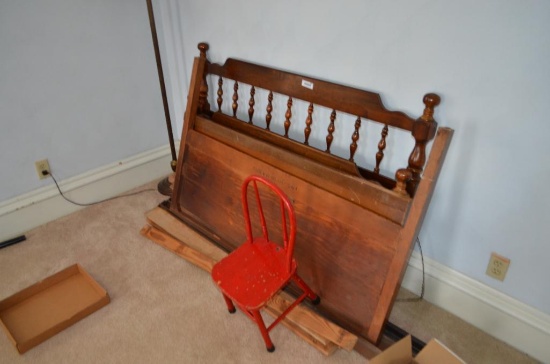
[0,264,110,354]
[369,335,465,364]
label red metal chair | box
[211,175,320,352]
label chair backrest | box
[241,175,296,272]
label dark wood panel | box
[172,130,402,333]
[195,115,411,225]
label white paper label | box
[301,80,314,90]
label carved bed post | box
[407,93,440,196]
[198,42,211,114]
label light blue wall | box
[0,1,167,202]
[161,0,550,314]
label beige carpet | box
[0,181,539,363]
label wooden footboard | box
[170,43,453,344]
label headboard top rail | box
[196,42,439,197]
[207,58,420,132]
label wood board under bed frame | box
[165,43,453,349]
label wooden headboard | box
[170,43,453,344]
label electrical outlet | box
[486,252,510,281]
[35,159,51,180]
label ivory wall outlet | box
[35,159,51,180]
[486,252,510,281]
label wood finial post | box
[197,43,210,114]
[420,93,440,122]
[198,42,209,59]
[407,93,440,195]
[393,168,412,196]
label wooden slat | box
[146,207,227,262]
[196,115,411,225]
[267,291,358,351]
[263,305,339,356]
[141,209,359,353]
[264,303,332,346]
[172,55,207,217]
[140,225,216,272]
[207,59,416,131]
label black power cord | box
[43,170,156,207]
[0,235,26,250]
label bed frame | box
[169,43,453,345]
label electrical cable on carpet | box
[48,171,156,207]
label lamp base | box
[157,173,176,197]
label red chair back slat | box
[241,175,296,273]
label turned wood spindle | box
[248,86,255,124]
[284,97,293,138]
[304,103,314,145]
[349,117,361,162]
[232,81,239,117]
[197,42,210,113]
[325,110,336,153]
[393,168,412,196]
[266,91,273,130]
[217,76,223,112]
[407,93,440,195]
[374,124,389,174]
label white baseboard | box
[402,250,550,363]
[0,144,174,243]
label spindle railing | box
[197,43,439,197]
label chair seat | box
[212,237,296,310]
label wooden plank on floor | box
[268,291,358,351]
[264,305,339,356]
[140,225,216,272]
[141,223,339,355]
[141,211,359,353]
[146,207,227,262]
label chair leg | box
[222,293,236,314]
[292,274,320,305]
[251,310,275,352]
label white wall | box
[158,0,550,318]
[0,1,168,202]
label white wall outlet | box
[486,252,510,281]
[35,159,51,180]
